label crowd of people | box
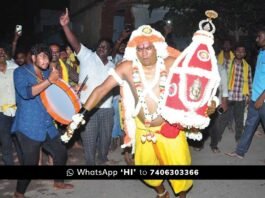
[0,7,264,198]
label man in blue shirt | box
[12,43,73,198]
[226,28,265,159]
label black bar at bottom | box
[0,166,264,179]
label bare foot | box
[124,151,134,165]
[179,191,186,198]
[225,151,244,159]
[13,192,25,198]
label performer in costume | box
[62,11,218,198]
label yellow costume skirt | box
[134,118,193,194]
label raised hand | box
[120,29,131,40]
[48,66,60,84]
[60,8,70,27]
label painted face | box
[33,52,50,70]
[136,41,157,66]
[96,41,111,60]
[234,47,246,60]
[256,31,265,49]
[50,45,60,62]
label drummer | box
[11,43,74,198]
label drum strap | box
[23,66,44,83]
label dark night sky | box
[0,0,68,45]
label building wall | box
[68,0,168,48]
[131,4,168,28]
[69,0,104,48]
[38,9,66,45]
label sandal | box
[157,190,169,198]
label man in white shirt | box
[0,44,18,165]
[60,9,115,165]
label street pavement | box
[0,127,264,198]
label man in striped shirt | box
[226,28,265,159]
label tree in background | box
[149,0,265,43]
[149,0,264,66]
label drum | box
[40,79,81,125]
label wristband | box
[80,107,90,117]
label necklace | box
[132,56,167,127]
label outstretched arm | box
[83,75,119,111]
[60,8,81,53]
[82,61,127,111]
[61,62,129,143]
[61,74,119,143]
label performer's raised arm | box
[83,75,119,112]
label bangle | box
[47,78,52,85]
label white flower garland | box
[132,57,167,126]
[185,131,203,141]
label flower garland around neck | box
[132,56,168,128]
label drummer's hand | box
[49,67,60,84]
[206,100,217,116]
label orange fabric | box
[167,46,180,58]
[127,35,165,47]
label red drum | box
[40,79,81,125]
